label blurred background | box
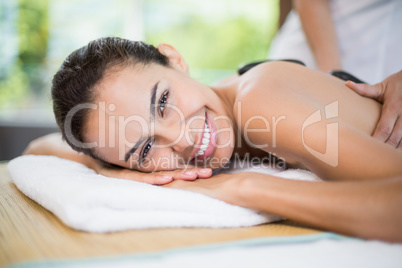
[0,0,280,160]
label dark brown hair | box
[51,37,169,160]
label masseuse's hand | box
[93,160,213,185]
[346,70,402,149]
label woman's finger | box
[97,166,172,185]
[157,167,213,180]
[145,175,174,185]
[124,168,213,185]
[125,171,174,185]
[196,168,214,178]
[98,165,213,185]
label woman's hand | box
[93,160,213,185]
[164,172,250,204]
[345,70,402,149]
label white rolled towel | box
[7,155,319,233]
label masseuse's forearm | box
[293,0,342,71]
[234,174,402,242]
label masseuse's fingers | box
[386,115,402,148]
[345,80,402,147]
[372,103,399,143]
[345,80,384,102]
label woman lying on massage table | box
[24,37,402,242]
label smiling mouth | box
[191,111,216,162]
[195,117,211,157]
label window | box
[0,0,279,124]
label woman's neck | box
[210,74,266,159]
[210,74,239,121]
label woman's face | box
[84,50,235,172]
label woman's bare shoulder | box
[235,61,310,101]
[232,62,315,165]
[234,61,316,115]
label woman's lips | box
[192,111,217,161]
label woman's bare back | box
[223,61,401,180]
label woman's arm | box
[23,133,212,184]
[23,133,98,169]
[166,172,402,242]
[237,173,402,242]
[293,0,342,71]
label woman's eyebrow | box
[150,81,159,119]
[124,81,160,162]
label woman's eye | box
[140,139,153,163]
[158,90,169,116]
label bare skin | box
[24,45,402,242]
[165,61,402,242]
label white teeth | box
[196,121,211,156]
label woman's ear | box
[157,43,189,75]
